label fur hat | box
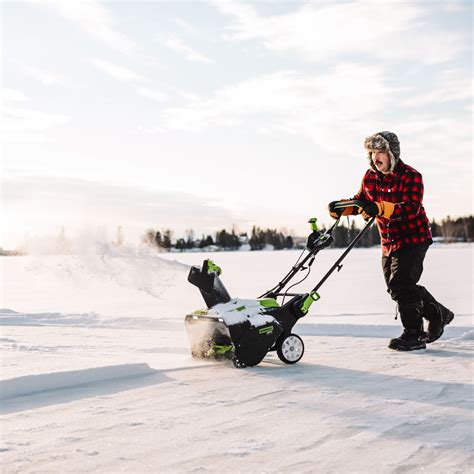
[364,131,400,172]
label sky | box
[1,0,472,248]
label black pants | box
[382,243,430,306]
[382,243,439,330]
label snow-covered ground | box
[1,243,473,473]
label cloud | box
[137,87,167,102]
[214,0,466,64]
[165,34,214,63]
[395,113,473,216]
[440,0,468,13]
[1,88,29,102]
[14,60,70,86]
[137,124,165,134]
[397,114,472,169]
[37,0,135,54]
[174,17,198,34]
[2,175,240,246]
[91,59,146,82]
[400,69,473,108]
[159,65,397,152]
[1,88,69,143]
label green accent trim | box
[211,344,233,355]
[259,325,274,335]
[193,309,208,315]
[259,298,279,308]
[235,305,246,312]
[299,291,321,314]
[308,217,318,231]
[206,260,222,275]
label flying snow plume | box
[72,232,189,300]
[21,228,190,301]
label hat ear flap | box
[368,151,377,170]
[388,150,397,172]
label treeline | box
[431,216,474,242]
[2,216,472,257]
[248,226,294,250]
[329,215,474,247]
[142,226,293,251]
[140,215,474,252]
[329,220,381,248]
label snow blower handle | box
[331,199,368,216]
[339,199,367,209]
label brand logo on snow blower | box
[259,325,273,335]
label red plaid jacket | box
[353,160,432,255]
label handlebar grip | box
[332,199,367,210]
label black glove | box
[362,202,380,218]
[361,201,395,220]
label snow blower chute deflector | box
[185,200,375,368]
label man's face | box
[372,151,391,174]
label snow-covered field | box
[1,243,473,473]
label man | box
[328,131,454,351]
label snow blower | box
[185,200,374,368]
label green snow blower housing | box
[185,200,374,368]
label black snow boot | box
[388,303,426,351]
[419,287,454,343]
[423,303,454,343]
[388,328,426,351]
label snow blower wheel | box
[276,334,304,364]
[232,358,247,369]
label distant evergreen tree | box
[199,235,214,248]
[185,229,194,249]
[229,229,241,249]
[162,229,173,250]
[215,229,227,248]
[430,219,439,238]
[267,230,283,249]
[249,226,264,250]
[284,235,293,249]
[215,229,241,249]
[155,230,163,248]
[175,238,186,251]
